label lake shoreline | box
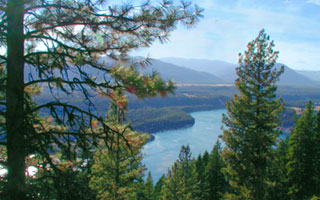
[142,109,227,181]
[145,107,226,142]
[145,105,294,143]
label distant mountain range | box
[144,59,224,84]
[160,57,320,86]
[25,56,319,86]
[160,58,237,83]
[296,70,320,82]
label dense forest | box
[0,0,320,200]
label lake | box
[142,109,226,182]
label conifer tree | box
[89,125,148,200]
[202,151,210,167]
[161,163,181,200]
[162,145,200,200]
[154,175,166,199]
[268,137,290,200]
[144,171,155,200]
[195,153,209,199]
[314,111,320,195]
[205,140,227,200]
[221,29,284,200]
[0,0,203,198]
[287,101,318,199]
[89,97,149,200]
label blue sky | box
[132,0,320,71]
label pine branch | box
[29,101,103,121]
[0,160,7,167]
[0,55,6,61]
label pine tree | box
[0,0,203,198]
[202,151,210,167]
[205,140,227,200]
[221,29,284,200]
[314,111,320,195]
[89,97,149,200]
[268,137,290,200]
[195,153,209,199]
[287,101,317,199]
[89,125,148,200]
[154,175,166,199]
[144,172,155,200]
[161,163,181,200]
[162,145,200,200]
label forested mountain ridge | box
[24,55,318,90]
[161,57,319,85]
[161,57,238,83]
[143,59,225,84]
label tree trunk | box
[6,0,26,199]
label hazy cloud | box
[307,0,320,6]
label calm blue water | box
[142,109,226,181]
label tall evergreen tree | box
[221,29,284,200]
[268,136,290,200]
[144,171,155,200]
[195,152,209,199]
[0,0,203,198]
[314,111,320,195]
[154,175,166,200]
[89,124,148,200]
[161,163,181,200]
[89,97,149,200]
[205,140,227,200]
[202,151,210,167]
[162,145,200,200]
[287,101,318,199]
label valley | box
[33,57,320,135]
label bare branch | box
[29,101,103,120]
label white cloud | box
[132,0,320,70]
[277,41,320,70]
[307,0,320,6]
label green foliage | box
[161,145,200,200]
[0,0,203,198]
[315,111,320,195]
[31,157,96,200]
[144,172,155,200]
[221,29,284,200]
[287,101,319,199]
[268,137,290,200]
[205,140,228,200]
[89,126,147,200]
[194,152,209,199]
[154,175,166,199]
[202,151,210,167]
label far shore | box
[176,83,234,87]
